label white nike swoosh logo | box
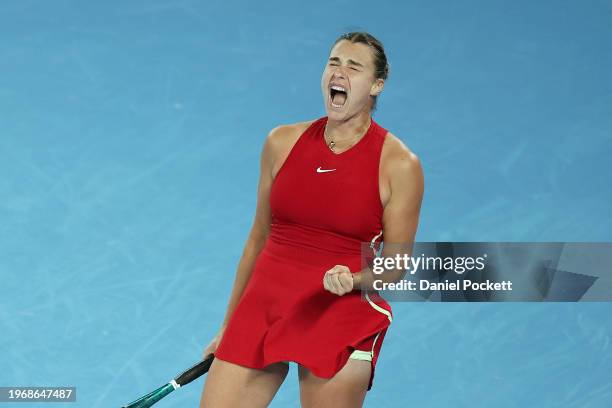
[316,166,336,173]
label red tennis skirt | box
[214,237,393,391]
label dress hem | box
[214,319,391,392]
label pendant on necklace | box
[328,140,335,150]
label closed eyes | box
[328,63,360,71]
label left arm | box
[323,140,425,295]
[354,149,424,290]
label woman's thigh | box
[199,357,289,408]
[298,359,370,408]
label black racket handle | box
[175,354,215,386]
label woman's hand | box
[323,265,354,295]
[202,326,226,359]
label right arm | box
[218,125,286,330]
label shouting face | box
[321,40,384,121]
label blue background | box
[1,0,611,406]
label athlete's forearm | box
[220,235,268,329]
[352,265,405,291]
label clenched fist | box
[323,265,354,295]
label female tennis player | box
[199,31,424,407]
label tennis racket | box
[122,353,215,408]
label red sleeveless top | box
[269,116,387,256]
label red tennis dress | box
[214,116,393,391]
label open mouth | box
[329,85,348,109]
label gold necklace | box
[324,122,370,153]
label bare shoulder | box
[381,131,424,185]
[266,120,315,147]
[264,119,317,177]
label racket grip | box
[175,354,215,386]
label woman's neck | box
[325,110,372,142]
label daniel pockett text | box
[370,253,513,292]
